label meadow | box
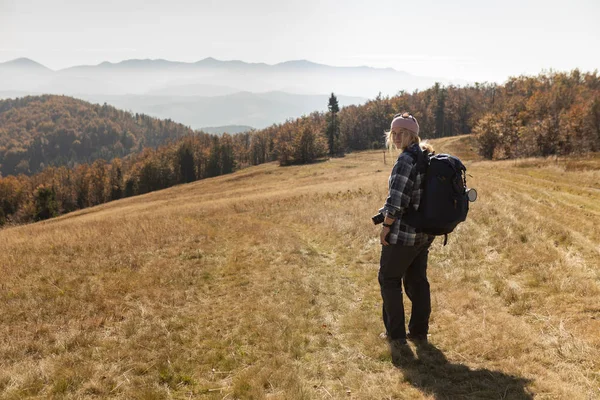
[1,135,599,399]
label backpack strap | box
[443,234,448,246]
[406,144,429,173]
[402,145,429,233]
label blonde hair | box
[386,127,420,151]
[420,140,435,155]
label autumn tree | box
[274,122,294,166]
[206,136,221,177]
[433,83,446,138]
[250,130,271,165]
[74,164,91,208]
[88,159,109,205]
[0,175,27,225]
[293,118,327,164]
[474,114,502,159]
[220,134,236,174]
[109,159,124,200]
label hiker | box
[378,112,434,346]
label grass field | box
[1,135,599,399]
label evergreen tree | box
[124,177,138,198]
[177,141,196,183]
[220,134,236,174]
[434,83,447,138]
[206,137,221,177]
[34,185,58,221]
[326,93,340,156]
[110,161,124,200]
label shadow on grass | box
[392,342,533,399]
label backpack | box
[403,148,470,245]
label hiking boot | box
[406,332,429,343]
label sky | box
[1,0,598,83]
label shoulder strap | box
[406,145,429,173]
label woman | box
[378,112,434,347]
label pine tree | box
[177,141,196,183]
[110,160,124,200]
[326,93,340,156]
[34,185,58,221]
[206,137,221,177]
[220,134,236,174]
[434,83,446,138]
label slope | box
[1,136,599,399]
[0,95,196,176]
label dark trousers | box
[378,238,433,340]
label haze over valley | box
[0,57,464,130]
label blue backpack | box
[403,149,470,245]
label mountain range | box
[0,57,467,130]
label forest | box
[0,69,598,226]
[0,95,196,176]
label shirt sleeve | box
[381,155,415,218]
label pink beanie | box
[391,113,419,135]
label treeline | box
[0,132,240,225]
[472,70,600,158]
[1,70,599,225]
[0,95,195,176]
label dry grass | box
[1,137,599,399]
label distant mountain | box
[74,91,367,130]
[201,125,255,135]
[1,57,51,71]
[0,57,469,130]
[0,57,467,98]
[0,58,54,92]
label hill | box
[0,95,196,176]
[1,136,598,398]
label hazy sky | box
[1,0,598,82]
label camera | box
[372,212,384,225]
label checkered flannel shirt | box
[379,143,432,246]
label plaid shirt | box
[379,143,432,246]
